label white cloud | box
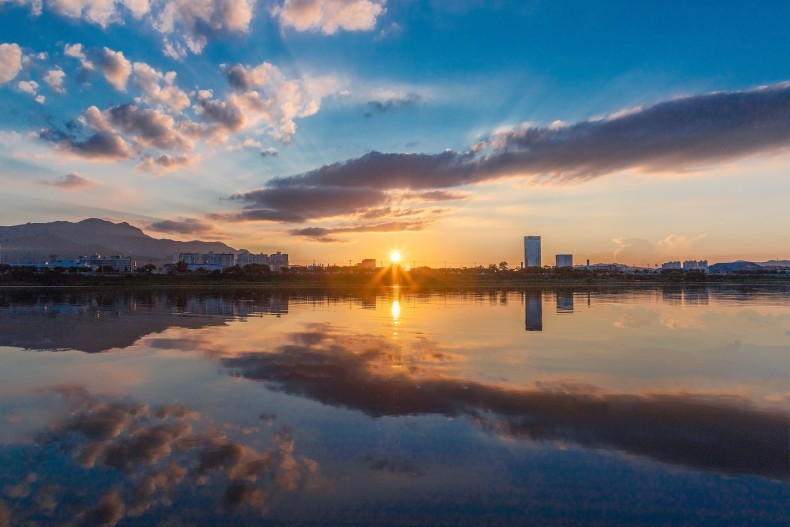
[0,0,42,15]
[43,67,66,93]
[132,62,190,112]
[121,0,149,18]
[64,43,94,70]
[49,0,120,27]
[99,47,132,91]
[275,0,386,35]
[17,79,38,94]
[0,43,23,85]
[35,94,45,103]
[217,61,342,142]
[154,0,256,58]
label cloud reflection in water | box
[223,324,790,480]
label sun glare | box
[390,251,401,264]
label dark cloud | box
[260,147,278,158]
[106,104,191,152]
[400,190,467,201]
[225,64,254,90]
[223,325,790,480]
[39,127,133,160]
[87,491,125,527]
[289,220,431,242]
[37,172,95,189]
[195,92,244,131]
[229,186,388,223]
[232,83,790,223]
[147,218,212,235]
[365,92,422,118]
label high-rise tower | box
[524,236,541,267]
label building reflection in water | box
[556,291,574,314]
[525,290,543,331]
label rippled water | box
[1,286,789,526]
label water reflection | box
[1,385,318,525]
[556,291,574,314]
[2,285,790,525]
[525,291,542,331]
[223,323,789,480]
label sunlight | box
[390,251,401,264]
[391,300,401,320]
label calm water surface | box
[0,286,789,526]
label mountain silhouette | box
[0,218,236,267]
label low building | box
[683,260,709,272]
[357,258,376,269]
[269,252,289,271]
[661,261,682,270]
[79,254,134,272]
[555,254,573,268]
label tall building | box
[524,236,541,267]
[555,254,573,268]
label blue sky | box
[1,0,790,266]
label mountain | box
[759,260,790,268]
[708,260,764,273]
[0,218,236,267]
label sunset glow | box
[1,2,789,265]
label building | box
[268,252,289,271]
[237,251,270,267]
[357,259,376,269]
[661,261,682,270]
[683,260,709,272]
[524,236,541,267]
[79,254,134,272]
[175,252,235,272]
[555,254,573,268]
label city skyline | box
[2,2,790,266]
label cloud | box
[229,83,790,225]
[154,0,255,58]
[105,103,193,151]
[39,106,134,161]
[49,0,125,27]
[365,92,421,117]
[289,220,431,242]
[43,67,66,93]
[0,43,23,85]
[275,0,386,34]
[99,47,132,91]
[147,217,212,235]
[137,153,191,172]
[37,172,96,189]
[228,185,389,223]
[260,147,278,158]
[0,0,42,15]
[17,79,37,95]
[131,62,190,112]
[203,63,341,142]
[64,43,94,70]
[611,237,655,263]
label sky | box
[1,0,790,267]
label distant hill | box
[0,218,236,267]
[759,260,790,268]
[708,261,764,273]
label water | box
[0,286,788,526]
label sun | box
[390,251,401,264]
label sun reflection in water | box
[391,300,401,321]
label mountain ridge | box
[0,218,237,266]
